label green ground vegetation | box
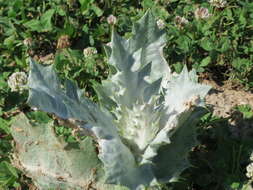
[0,0,253,189]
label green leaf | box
[200,56,211,67]
[40,9,55,32]
[230,182,240,189]
[225,9,233,20]
[176,35,191,52]
[141,0,155,9]
[2,162,18,178]
[0,72,10,90]
[232,58,252,72]
[14,56,25,67]
[63,21,76,36]
[0,17,16,36]
[26,111,52,124]
[235,104,253,119]
[192,63,205,73]
[200,38,215,51]
[239,10,246,26]
[219,38,230,52]
[0,161,18,186]
[56,6,66,16]
[23,19,41,31]
[172,63,184,73]
[0,119,10,134]
[24,9,55,32]
[79,0,94,14]
[3,35,16,48]
[91,5,103,17]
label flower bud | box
[107,15,117,25]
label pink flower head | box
[194,7,211,19]
[107,15,117,25]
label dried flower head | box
[56,35,71,49]
[107,15,117,25]
[83,47,97,58]
[156,19,165,29]
[39,53,54,65]
[175,16,189,28]
[209,0,227,8]
[8,72,28,92]
[194,7,211,19]
[23,38,33,47]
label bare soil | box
[202,78,253,139]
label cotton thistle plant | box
[194,7,211,19]
[7,72,27,92]
[11,11,211,190]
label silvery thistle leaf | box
[11,113,127,190]
[25,11,211,190]
[141,67,211,182]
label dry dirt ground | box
[202,78,253,139]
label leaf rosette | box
[12,11,211,190]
